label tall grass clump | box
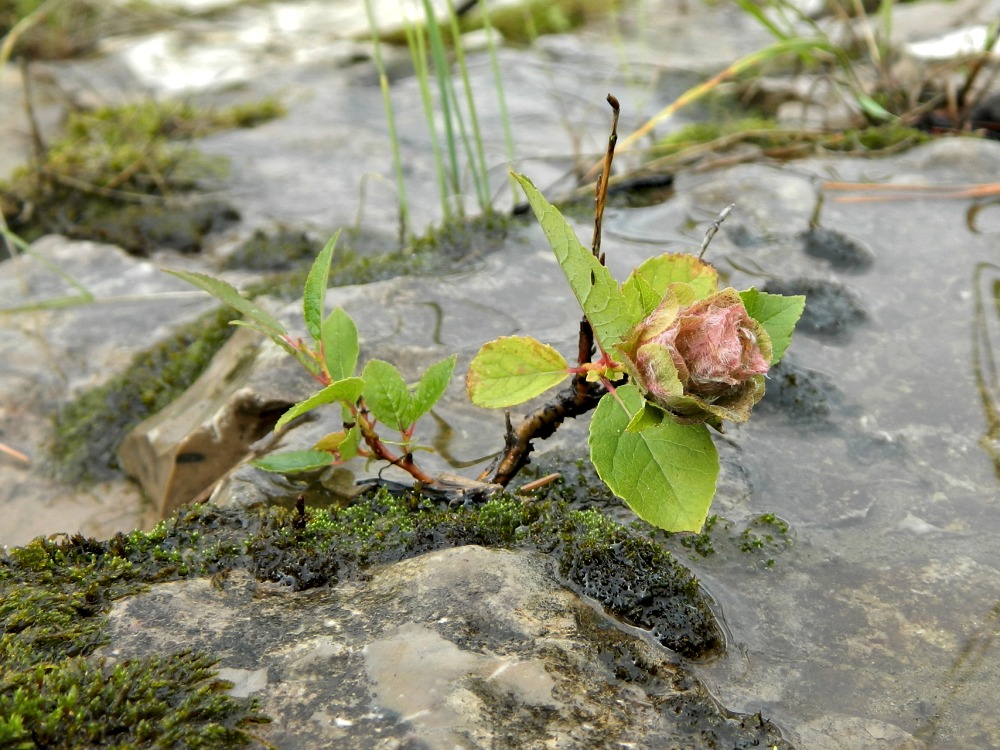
[609,0,999,166]
[730,0,1000,128]
[365,0,514,240]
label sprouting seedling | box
[169,96,805,534]
[166,231,456,484]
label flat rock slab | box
[98,545,791,749]
[0,236,216,546]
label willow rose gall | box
[614,286,772,426]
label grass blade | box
[446,0,491,212]
[404,13,453,221]
[364,0,411,242]
[615,37,835,156]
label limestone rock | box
[117,325,315,518]
[0,235,217,546]
[98,545,792,749]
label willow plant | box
[169,97,805,534]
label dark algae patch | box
[0,490,723,746]
[554,512,721,658]
[223,227,324,272]
[247,491,721,658]
[764,277,868,341]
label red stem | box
[356,402,435,484]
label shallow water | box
[614,148,1000,749]
[213,141,1000,749]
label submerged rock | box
[800,227,875,273]
[764,277,869,341]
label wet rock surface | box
[0,236,218,542]
[117,326,316,517]
[98,545,789,750]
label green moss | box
[50,306,238,484]
[0,530,265,747]
[824,122,932,152]
[375,0,614,45]
[502,452,793,573]
[679,513,720,557]
[204,98,287,130]
[653,117,787,156]
[30,102,233,192]
[1,99,284,256]
[1,0,111,59]
[0,652,268,748]
[0,490,723,744]
[679,512,793,570]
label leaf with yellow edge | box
[467,336,570,408]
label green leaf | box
[274,377,364,431]
[165,269,287,336]
[362,359,413,430]
[251,450,334,474]
[322,306,359,381]
[338,422,362,461]
[303,231,341,342]
[625,401,664,433]
[512,173,638,351]
[855,92,897,122]
[621,253,720,316]
[620,273,660,319]
[589,384,719,532]
[739,288,806,365]
[412,354,457,421]
[314,431,349,452]
[312,423,361,463]
[467,336,570,408]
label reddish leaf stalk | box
[356,401,435,484]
